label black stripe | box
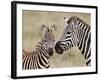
[86,49,91,59]
[35,54,38,69]
[65,35,71,39]
[79,21,84,28]
[23,54,28,69]
[79,25,87,51]
[25,56,30,69]
[78,23,85,48]
[27,55,32,69]
[86,59,91,65]
[31,54,34,69]
[38,52,46,68]
[41,52,48,64]
[85,35,91,59]
[42,50,49,59]
[26,55,31,69]
[46,65,50,68]
[82,27,90,55]
[37,56,42,69]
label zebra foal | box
[55,16,91,66]
[23,24,56,69]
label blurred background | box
[22,10,90,68]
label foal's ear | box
[41,24,48,36]
[41,24,47,31]
[51,24,56,31]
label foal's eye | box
[51,29,52,32]
[44,40,46,42]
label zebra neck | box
[36,42,46,51]
[31,42,50,68]
[77,25,90,60]
[36,42,50,58]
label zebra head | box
[41,24,56,56]
[55,16,80,54]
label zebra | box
[55,16,91,66]
[23,24,56,69]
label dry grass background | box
[22,10,90,68]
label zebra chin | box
[55,41,64,54]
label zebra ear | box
[41,24,47,31]
[51,24,56,31]
[64,17,69,23]
[41,24,47,36]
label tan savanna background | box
[22,10,91,68]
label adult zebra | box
[23,24,56,69]
[55,16,91,66]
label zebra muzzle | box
[48,48,53,56]
[55,41,64,54]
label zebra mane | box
[67,16,90,27]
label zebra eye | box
[67,32,71,34]
[44,40,46,42]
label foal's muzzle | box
[48,48,53,56]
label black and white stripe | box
[23,25,56,69]
[55,16,91,66]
